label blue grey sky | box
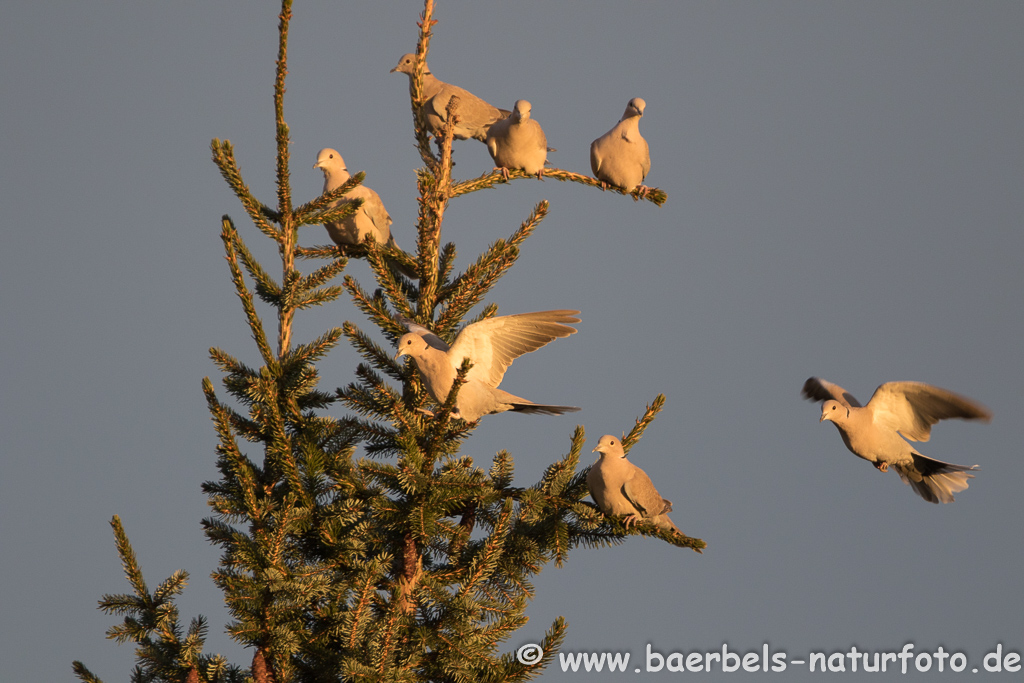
[2,1,1022,681]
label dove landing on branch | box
[590,97,651,195]
[390,53,509,142]
[801,377,991,504]
[587,435,680,534]
[394,311,581,422]
[486,100,548,180]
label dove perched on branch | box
[314,148,393,246]
[486,99,548,179]
[313,148,416,278]
[390,53,508,142]
[587,435,681,534]
[590,97,651,195]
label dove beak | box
[819,413,827,423]
[313,161,322,170]
[389,66,399,73]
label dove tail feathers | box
[909,453,978,477]
[508,403,581,416]
[905,471,975,504]
[897,455,978,504]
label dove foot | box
[873,461,889,472]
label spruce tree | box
[75,2,703,681]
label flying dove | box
[313,149,417,278]
[590,97,651,195]
[394,311,581,421]
[587,435,681,534]
[486,99,548,180]
[802,377,991,503]
[391,53,509,142]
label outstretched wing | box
[447,310,580,388]
[867,382,991,442]
[801,377,861,408]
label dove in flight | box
[587,434,681,534]
[801,377,991,503]
[390,53,509,142]
[486,99,548,179]
[394,311,581,421]
[590,97,651,195]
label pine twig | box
[409,0,438,166]
[452,166,668,206]
[415,95,458,317]
[210,140,281,240]
[621,393,666,453]
[273,0,294,219]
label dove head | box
[395,333,429,361]
[313,148,349,185]
[390,53,428,76]
[593,435,626,459]
[820,400,849,424]
[512,100,532,123]
[622,97,646,120]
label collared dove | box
[314,148,392,246]
[393,311,581,421]
[590,97,651,195]
[801,377,992,503]
[485,100,548,180]
[587,435,680,534]
[390,53,509,142]
[313,148,417,278]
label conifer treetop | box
[78,2,701,681]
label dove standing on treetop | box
[587,435,681,534]
[393,311,581,422]
[485,99,548,180]
[590,97,651,195]
[313,148,393,246]
[801,377,991,504]
[390,53,509,142]
[313,149,417,278]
